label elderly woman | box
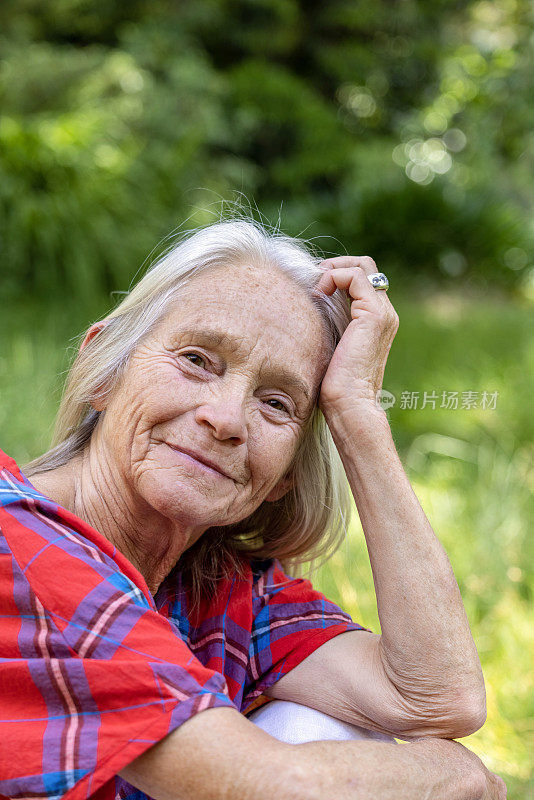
[0,220,505,800]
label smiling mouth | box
[165,444,230,478]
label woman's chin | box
[138,472,228,525]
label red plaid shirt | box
[0,449,366,800]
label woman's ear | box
[79,321,111,411]
[80,320,109,352]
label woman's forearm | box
[296,737,495,800]
[324,400,485,730]
[119,706,501,800]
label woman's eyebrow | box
[259,365,312,403]
[180,327,312,402]
[183,328,228,347]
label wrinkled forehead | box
[172,260,306,305]
[166,262,326,335]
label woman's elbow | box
[444,688,487,738]
[425,688,487,739]
[439,669,487,737]
[390,685,488,740]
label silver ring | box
[367,272,389,291]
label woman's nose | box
[194,396,248,443]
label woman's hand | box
[312,256,399,415]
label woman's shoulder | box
[0,447,154,606]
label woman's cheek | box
[257,426,298,470]
[138,368,188,421]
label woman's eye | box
[181,356,289,414]
[265,398,290,414]
[183,352,206,369]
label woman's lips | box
[166,444,230,478]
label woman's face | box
[94,262,331,533]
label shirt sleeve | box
[0,487,237,800]
[242,557,369,715]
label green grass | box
[1,287,533,796]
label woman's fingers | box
[315,263,399,329]
[319,255,379,272]
[316,256,393,304]
[315,266,377,301]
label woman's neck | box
[29,447,205,595]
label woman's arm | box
[119,706,505,800]
[323,398,486,737]
[312,257,486,738]
[296,735,506,800]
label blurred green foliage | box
[1,0,533,304]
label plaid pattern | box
[0,449,366,800]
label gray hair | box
[24,218,355,612]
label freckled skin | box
[32,263,331,594]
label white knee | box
[247,699,396,745]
